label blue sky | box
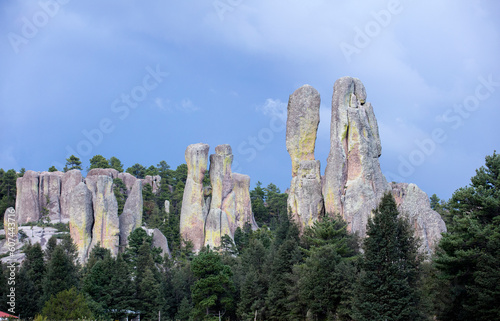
[1,1,499,201]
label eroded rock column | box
[68,182,94,263]
[180,143,210,252]
[286,85,324,231]
[15,170,40,224]
[322,77,390,236]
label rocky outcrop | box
[180,143,257,251]
[152,228,171,259]
[118,172,138,192]
[68,182,94,263]
[180,143,210,252]
[205,145,234,248]
[230,173,258,232]
[322,77,391,237]
[60,170,83,221]
[87,176,120,256]
[15,171,40,224]
[87,168,119,179]
[142,175,161,194]
[119,179,143,249]
[38,171,65,223]
[286,85,324,231]
[391,183,447,255]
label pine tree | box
[17,243,45,318]
[353,193,423,321]
[41,287,93,320]
[108,156,124,172]
[42,242,79,305]
[435,151,500,321]
[63,155,82,172]
[89,155,110,170]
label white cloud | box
[257,98,286,122]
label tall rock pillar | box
[286,85,324,232]
[322,77,391,235]
[180,143,210,252]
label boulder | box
[15,170,40,224]
[87,168,119,179]
[88,176,120,256]
[38,171,64,223]
[391,183,447,255]
[119,179,143,249]
[180,143,210,252]
[60,169,83,221]
[68,182,94,263]
[286,85,324,231]
[322,77,391,236]
[152,228,171,259]
[142,175,161,194]
[118,172,138,192]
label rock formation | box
[3,207,17,244]
[322,77,392,237]
[152,228,171,259]
[38,171,65,223]
[180,143,210,252]
[286,77,446,253]
[119,179,143,249]
[142,175,161,194]
[60,169,84,221]
[286,85,324,231]
[180,143,258,251]
[15,170,40,224]
[68,182,94,263]
[87,175,120,256]
[391,183,447,255]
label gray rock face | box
[288,160,324,232]
[15,170,40,224]
[391,183,447,254]
[229,173,258,232]
[286,85,324,231]
[180,143,210,252]
[118,172,138,192]
[119,179,143,249]
[60,170,83,221]
[87,168,119,179]
[68,182,94,263]
[88,176,120,256]
[3,207,17,246]
[142,175,161,194]
[206,145,234,247]
[322,77,391,236]
[152,228,171,259]
[38,171,64,223]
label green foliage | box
[353,193,424,321]
[435,151,500,321]
[250,181,288,228]
[108,156,124,172]
[63,155,82,172]
[17,243,45,318]
[191,249,235,319]
[41,287,94,320]
[48,165,57,172]
[113,178,128,216]
[0,169,17,221]
[126,163,147,178]
[89,154,110,170]
[41,236,79,305]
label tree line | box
[0,151,498,320]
